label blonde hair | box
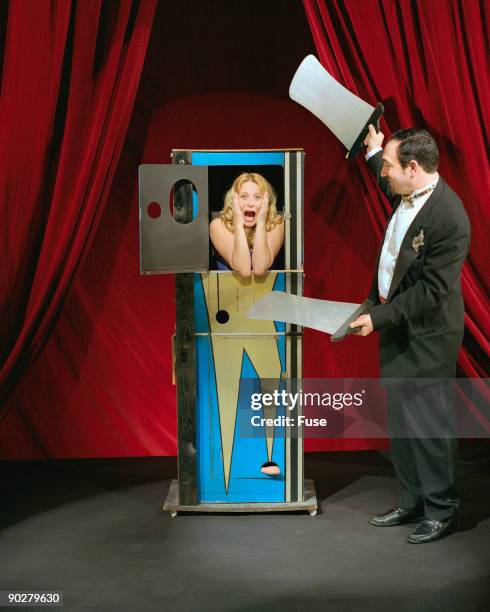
[219,173,283,248]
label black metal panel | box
[287,150,304,502]
[289,152,299,501]
[175,274,198,506]
[289,152,298,270]
[173,151,198,506]
[290,333,299,501]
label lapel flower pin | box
[412,228,425,254]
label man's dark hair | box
[389,128,439,173]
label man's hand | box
[364,124,384,153]
[349,314,374,337]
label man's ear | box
[408,160,418,175]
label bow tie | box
[401,185,435,207]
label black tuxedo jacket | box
[366,151,471,378]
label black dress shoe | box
[370,507,424,527]
[406,517,455,544]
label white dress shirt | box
[365,147,438,299]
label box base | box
[163,479,318,516]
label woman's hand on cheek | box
[233,194,244,228]
[257,192,269,224]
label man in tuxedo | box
[350,126,471,543]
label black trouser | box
[387,381,459,521]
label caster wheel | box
[309,509,318,517]
[170,511,178,518]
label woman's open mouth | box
[244,210,256,221]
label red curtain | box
[0,1,487,458]
[303,0,489,377]
[0,0,157,417]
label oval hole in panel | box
[170,179,198,224]
[261,461,281,476]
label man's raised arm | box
[363,124,397,206]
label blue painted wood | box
[192,149,288,503]
[192,151,284,166]
[194,274,287,503]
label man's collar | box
[410,174,439,197]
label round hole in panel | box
[215,310,230,324]
[147,201,161,219]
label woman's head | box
[220,173,282,243]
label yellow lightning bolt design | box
[202,272,282,491]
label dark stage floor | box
[2,451,489,611]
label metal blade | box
[246,292,360,336]
[289,55,374,151]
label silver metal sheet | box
[139,164,209,274]
[247,292,360,336]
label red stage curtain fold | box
[0,1,487,459]
[0,0,157,417]
[303,0,489,377]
